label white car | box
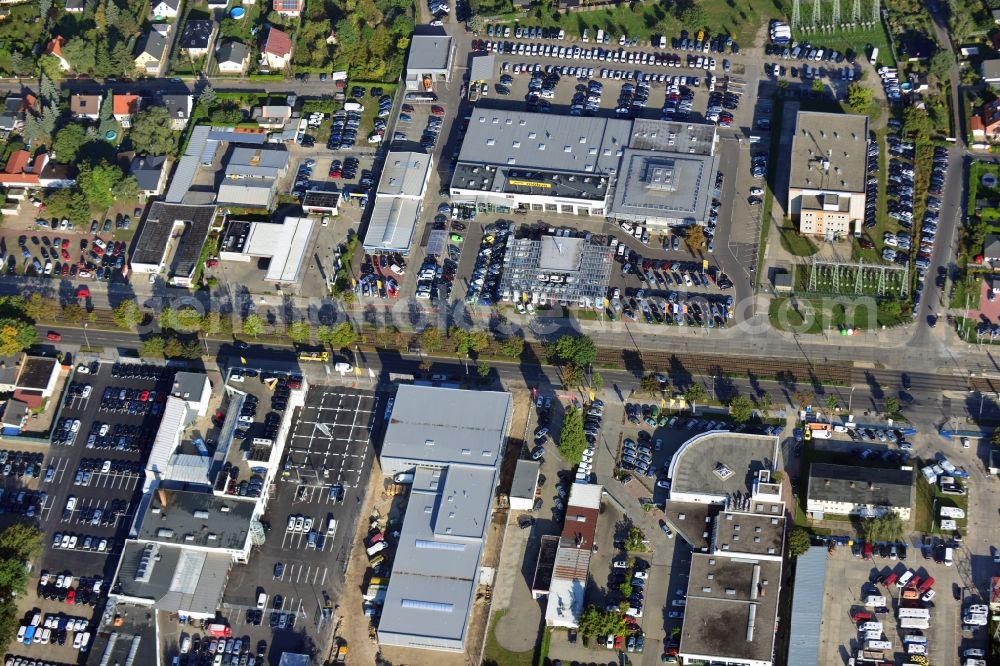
[633,570,649,580]
[76,364,90,374]
[612,559,628,569]
[294,516,305,532]
[656,480,671,489]
[99,424,109,436]
[749,187,764,196]
[101,460,111,474]
[68,535,78,549]
[97,539,108,552]
[334,362,353,373]
[81,385,92,398]
[287,516,296,530]
[60,535,71,548]
[921,589,935,602]
[65,496,76,512]
[71,419,81,433]
[303,517,313,532]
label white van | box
[344,101,364,112]
[393,472,414,484]
[596,29,605,44]
[582,28,589,43]
[257,593,268,609]
[944,547,954,566]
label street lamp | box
[846,385,857,415]
[82,323,90,351]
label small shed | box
[510,459,540,511]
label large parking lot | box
[219,386,377,660]
[5,361,173,665]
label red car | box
[61,239,69,249]
[140,390,149,402]
[46,331,61,341]
[61,249,70,261]
[430,105,445,116]
[66,589,75,604]
[206,259,219,268]
[76,286,90,299]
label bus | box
[298,350,329,362]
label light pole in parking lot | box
[847,385,857,415]
[82,323,90,350]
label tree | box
[846,83,873,112]
[61,38,96,74]
[788,527,811,557]
[592,372,603,391]
[78,162,129,210]
[640,374,661,396]
[477,361,490,378]
[499,336,524,359]
[811,78,825,93]
[684,383,707,409]
[558,407,587,465]
[826,394,839,413]
[623,526,648,552]
[0,319,36,355]
[202,312,222,336]
[287,321,312,344]
[420,327,443,352]
[578,605,628,639]
[679,5,705,25]
[992,426,1000,448]
[686,224,706,250]
[929,48,953,81]
[113,301,143,330]
[548,334,596,367]
[22,294,55,322]
[793,390,814,409]
[562,363,584,387]
[163,337,185,358]
[169,306,204,332]
[141,336,165,357]
[457,330,489,357]
[860,513,904,543]
[183,341,202,360]
[884,396,900,416]
[243,314,264,338]
[44,189,89,224]
[728,395,754,423]
[319,322,357,349]
[756,391,773,414]
[129,107,177,155]
[199,84,217,108]
[61,303,84,325]
[53,123,87,162]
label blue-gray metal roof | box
[786,546,828,666]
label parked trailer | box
[863,595,886,607]
[899,617,930,630]
[897,608,930,619]
[865,640,892,651]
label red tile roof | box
[46,36,66,58]
[264,27,292,57]
[4,150,29,175]
[113,94,141,117]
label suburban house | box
[983,234,1000,263]
[216,41,250,74]
[0,150,75,189]
[112,93,143,128]
[178,20,214,58]
[251,105,292,129]
[129,155,171,197]
[134,26,171,76]
[150,0,180,18]
[981,58,1000,88]
[272,0,303,16]
[46,36,71,71]
[261,26,292,70]
[0,95,37,132]
[161,94,193,130]
[972,99,1000,142]
[64,0,85,12]
[70,93,102,121]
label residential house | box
[150,0,180,18]
[251,105,292,129]
[806,463,914,520]
[70,93,102,121]
[273,0,303,16]
[261,26,292,70]
[64,0,85,12]
[113,93,143,128]
[129,155,170,197]
[972,99,1000,142]
[0,95,36,132]
[981,58,1000,88]
[0,399,29,437]
[216,41,250,74]
[134,26,171,76]
[0,150,75,189]
[46,36,71,71]
[161,94,193,130]
[984,234,1000,263]
[179,20,214,58]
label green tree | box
[287,321,312,344]
[640,374,661,397]
[811,78,825,93]
[183,341,202,360]
[78,162,129,210]
[171,307,204,332]
[679,5,705,25]
[61,38,96,73]
[202,312,222,336]
[623,526,648,552]
[113,301,143,330]
[53,123,87,162]
[420,327,443,352]
[548,334,596,367]
[243,314,264,338]
[129,106,177,155]
[991,426,1000,448]
[884,396,900,416]
[728,395,754,423]
[558,407,587,464]
[592,372,603,391]
[562,363,584,387]
[929,48,953,81]
[141,336,165,357]
[61,303,84,325]
[756,391,773,414]
[477,361,490,378]
[0,318,36,355]
[578,605,628,639]
[846,83,873,112]
[44,189,89,224]
[826,394,839,413]
[22,294,55,322]
[163,337,185,358]
[499,336,524,358]
[320,322,357,348]
[788,527,811,557]
[684,383,708,409]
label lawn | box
[769,296,908,333]
[483,611,545,666]
[506,0,784,47]
[804,22,895,68]
[777,224,818,257]
[914,473,968,535]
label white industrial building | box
[450,110,719,227]
[219,215,315,282]
[405,31,455,90]
[362,151,433,255]
[376,385,513,652]
[543,483,602,629]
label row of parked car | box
[51,531,110,552]
[84,421,153,452]
[0,450,43,479]
[913,146,950,312]
[464,223,508,307]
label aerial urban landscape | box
[0,0,997,663]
